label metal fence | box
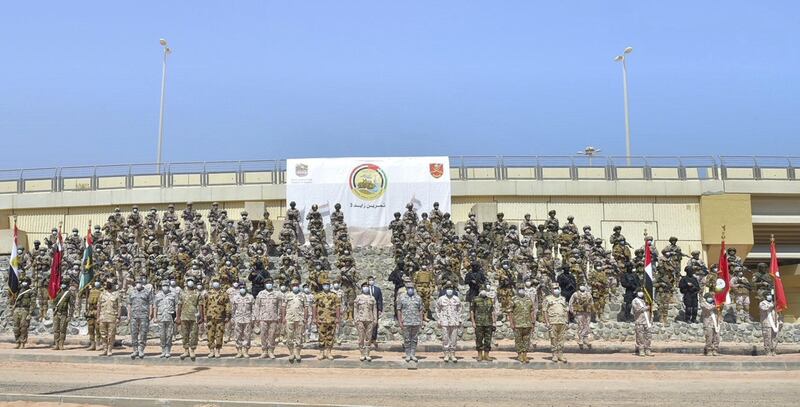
[0,156,796,194]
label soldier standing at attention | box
[283,282,307,363]
[568,285,593,350]
[632,290,654,357]
[678,266,700,323]
[470,289,495,362]
[177,278,203,361]
[205,280,230,358]
[730,267,752,323]
[700,295,721,356]
[85,281,102,350]
[314,281,341,360]
[232,285,255,358]
[12,278,35,349]
[155,281,178,358]
[52,282,76,351]
[509,287,535,363]
[127,278,154,359]
[97,279,121,356]
[397,283,424,363]
[353,282,378,362]
[543,283,568,363]
[759,294,782,356]
[435,284,462,363]
[254,280,283,359]
[413,264,435,321]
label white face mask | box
[445,289,454,297]
[637,292,644,298]
[362,287,370,294]
[135,283,143,290]
[161,286,169,293]
[266,284,274,290]
[212,282,220,289]
[333,284,340,290]
[579,286,586,292]
[553,289,561,296]
[303,288,311,294]
[239,288,247,296]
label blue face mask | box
[292,287,300,294]
[407,288,415,296]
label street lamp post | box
[577,146,602,166]
[614,47,633,165]
[156,38,172,170]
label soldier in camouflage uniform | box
[205,280,231,358]
[589,262,609,322]
[52,282,76,351]
[231,285,255,358]
[254,281,283,359]
[654,263,676,325]
[730,267,752,322]
[413,264,435,321]
[397,284,424,362]
[155,280,178,358]
[495,260,516,317]
[569,285,593,349]
[84,281,102,350]
[632,291,654,356]
[752,263,774,302]
[314,280,341,360]
[700,295,721,356]
[97,279,121,356]
[127,277,154,359]
[543,283,568,363]
[177,278,203,360]
[509,287,535,363]
[470,289,495,362]
[283,282,308,363]
[12,278,36,348]
[354,282,379,362]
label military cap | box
[161,280,170,286]
[241,211,248,216]
[132,205,138,209]
[186,201,193,205]
[33,239,40,244]
[168,203,175,208]
[361,281,370,288]
[212,202,219,206]
[551,283,560,289]
[613,225,622,231]
[567,215,574,221]
[691,250,701,256]
[669,236,678,242]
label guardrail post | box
[753,158,761,180]
[237,161,243,185]
[570,158,578,180]
[92,166,98,191]
[497,156,504,180]
[19,171,25,193]
[126,165,132,189]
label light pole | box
[577,146,602,166]
[157,38,172,170]
[614,46,633,165]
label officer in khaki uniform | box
[85,281,103,350]
[97,279,121,356]
[12,278,36,348]
[543,283,568,363]
[205,279,231,358]
[177,278,203,360]
[509,287,535,363]
[413,265,435,321]
[353,282,378,361]
[313,279,341,360]
[52,282,76,350]
[283,281,307,363]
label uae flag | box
[48,227,63,300]
[715,240,731,306]
[769,239,788,313]
[643,239,655,304]
[7,223,21,294]
[78,225,94,292]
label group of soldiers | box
[8,201,786,363]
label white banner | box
[286,156,451,246]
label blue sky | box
[1,1,798,168]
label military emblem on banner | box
[429,163,444,178]
[295,163,308,177]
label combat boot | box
[20,342,26,349]
[551,354,559,363]
[365,349,372,362]
[558,353,567,363]
[165,346,171,358]
[483,351,490,362]
[637,349,645,357]
[261,350,268,359]
[189,348,196,361]
[318,349,326,360]
[244,348,250,358]
[268,349,276,359]
[522,352,529,363]
[214,348,221,358]
[442,352,448,363]
[711,350,718,357]
[326,348,335,360]
[450,352,457,363]
[14,342,21,349]
[180,348,190,360]
[645,349,653,357]
[57,340,65,350]
[87,341,96,351]
[477,350,483,361]
[360,349,367,362]
[235,347,243,358]
[133,350,140,360]
[207,347,215,358]
[295,348,302,363]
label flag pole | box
[770,233,775,299]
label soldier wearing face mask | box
[510,286,535,363]
[283,281,308,363]
[254,280,283,359]
[543,283,568,363]
[177,278,203,361]
[632,290,654,357]
[205,279,230,358]
[127,277,154,359]
[52,281,76,351]
[435,284,462,363]
[231,285,255,358]
[353,282,378,362]
[569,284,593,350]
[154,280,177,358]
[314,278,341,360]
[12,278,35,349]
[96,279,121,356]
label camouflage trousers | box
[129,317,149,352]
[762,325,778,353]
[704,326,720,352]
[548,323,566,356]
[180,320,198,350]
[592,297,607,319]
[318,322,336,348]
[98,320,117,350]
[355,321,374,351]
[635,323,651,350]
[417,287,433,317]
[53,313,70,344]
[159,321,174,348]
[514,327,532,353]
[207,320,225,350]
[734,295,750,321]
[402,325,420,356]
[440,325,459,352]
[285,321,304,351]
[474,325,493,351]
[87,317,101,345]
[497,288,513,315]
[259,320,280,351]
[656,296,671,323]
[234,322,252,348]
[574,312,591,345]
[13,309,30,344]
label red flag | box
[715,240,731,306]
[770,239,788,313]
[48,228,63,299]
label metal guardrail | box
[0,156,796,194]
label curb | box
[0,392,366,407]
[2,352,798,371]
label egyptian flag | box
[715,240,731,306]
[7,223,20,294]
[643,239,655,304]
[770,239,788,313]
[78,225,94,292]
[48,227,63,300]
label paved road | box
[1,359,798,406]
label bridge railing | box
[0,156,797,194]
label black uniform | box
[678,271,700,323]
[620,267,640,321]
[248,264,270,298]
[464,263,487,303]
[388,263,406,320]
[557,267,577,306]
